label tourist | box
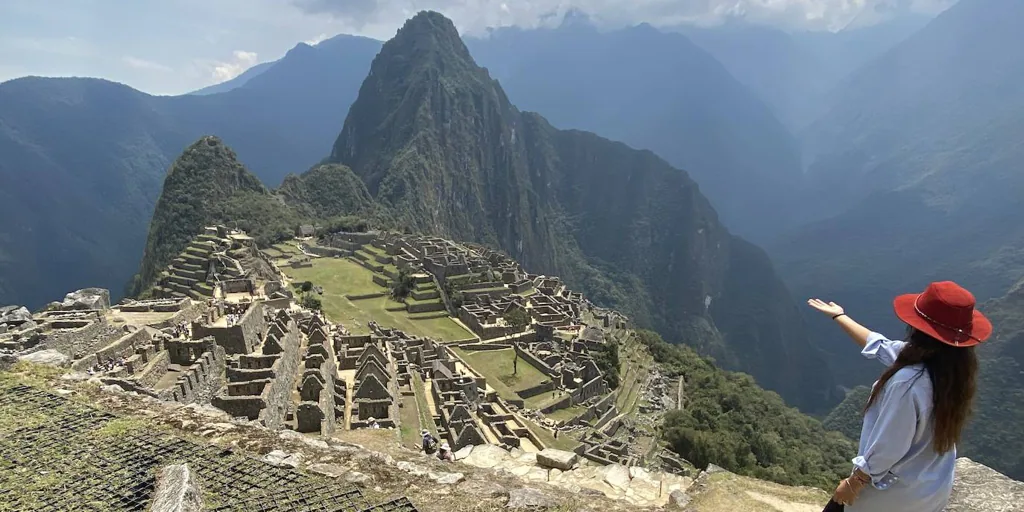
[368,417,380,429]
[807,281,989,511]
[437,442,454,462]
[421,430,438,454]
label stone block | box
[19,349,70,367]
[603,464,631,490]
[462,444,511,469]
[536,449,579,471]
[506,487,557,510]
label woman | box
[808,281,989,511]
[437,442,454,462]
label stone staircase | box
[153,231,240,300]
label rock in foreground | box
[536,449,579,471]
[946,458,1024,512]
[151,464,203,512]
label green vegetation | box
[524,389,570,411]
[544,405,586,423]
[451,347,548,400]
[286,257,382,297]
[300,294,322,311]
[283,257,471,340]
[390,268,416,301]
[411,373,437,436]
[822,386,870,442]
[277,163,375,219]
[522,418,579,452]
[958,278,1024,479]
[592,339,621,390]
[503,308,530,336]
[637,330,855,489]
[399,394,424,449]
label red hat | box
[893,281,992,348]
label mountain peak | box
[329,10,509,182]
[131,136,295,295]
[387,11,472,62]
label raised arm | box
[807,299,872,349]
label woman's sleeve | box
[862,332,907,366]
[851,378,918,489]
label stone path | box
[458,445,691,508]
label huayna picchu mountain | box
[130,136,301,296]
[328,11,838,412]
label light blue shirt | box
[848,332,956,512]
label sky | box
[0,0,955,96]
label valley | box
[2,2,1024,510]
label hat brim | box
[893,293,992,347]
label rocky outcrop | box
[506,487,557,510]
[18,349,70,367]
[0,305,32,325]
[60,288,110,311]
[536,449,579,471]
[946,457,1024,512]
[150,464,203,512]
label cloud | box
[305,33,330,45]
[121,56,172,72]
[288,0,956,33]
[210,50,259,82]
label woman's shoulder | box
[887,365,932,394]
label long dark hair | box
[865,327,978,453]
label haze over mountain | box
[324,11,837,411]
[0,34,380,309]
[770,0,1024,388]
[464,19,804,241]
[675,15,931,131]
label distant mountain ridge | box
[329,11,838,411]
[0,35,381,309]
[464,22,804,241]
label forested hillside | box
[638,330,855,489]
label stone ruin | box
[153,226,274,301]
[334,332,398,429]
[295,314,345,435]
[578,430,643,467]
[429,359,489,450]
[211,307,301,429]
[2,288,126,360]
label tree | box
[390,268,415,301]
[593,341,621,390]
[301,294,322,311]
[504,308,530,375]
[300,281,313,293]
[503,308,530,334]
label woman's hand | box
[807,298,845,318]
[833,476,866,506]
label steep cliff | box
[329,11,837,411]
